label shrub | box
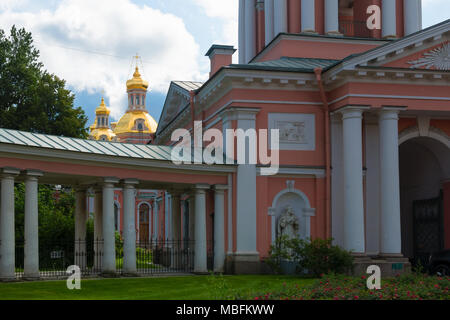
[266,237,353,277]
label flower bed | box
[239,273,450,300]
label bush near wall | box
[266,237,354,277]
[244,273,450,300]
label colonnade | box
[335,106,403,256]
[0,174,228,280]
[239,0,422,63]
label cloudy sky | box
[0,0,448,127]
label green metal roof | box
[0,128,178,162]
[230,57,340,72]
[172,81,203,92]
[0,128,236,165]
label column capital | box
[1,167,20,177]
[195,184,210,190]
[122,178,139,187]
[213,185,228,193]
[23,169,44,178]
[337,105,370,119]
[103,177,119,187]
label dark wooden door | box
[413,192,444,267]
[139,204,150,243]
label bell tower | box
[238,0,423,63]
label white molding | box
[257,167,326,178]
[0,144,236,174]
[329,93,450,106]
[399,126,450,148]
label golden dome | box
[113,110,158,135]
[126,67,149,91]
[96,98,110,115]
[89,127,116,142]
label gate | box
[413,192,444,267]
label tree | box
[0,25,88,138]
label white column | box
[382,0,397,38]
[274,0,288,36]
[301,0,316,33]
[194,184,209,273]
[325,0,339,34]
[330,113,345,248]
[171,194,181,241]
[364,115,381,256]
[0,168,20,281]
[23,170,43,279]
[102,177,119,274]
[244,0,256,63]
[239,0,246,63]
[235,110,259,256]
[213,185,227,273]
[75,188,87,270]
[153,199,159,241]
[123,179,138,274]
[171,193,181,269]
[379,108,403,256]
[339,107,368,254]
[264,0,274,45]
[94,189,103,270]
[404,0,422,36]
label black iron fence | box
[11,239,213,279]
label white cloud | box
[193,0,239,62]
[0,0,205,120]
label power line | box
[33,38,156,65]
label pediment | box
[334,20,450,73]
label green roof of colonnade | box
[0,128,176,161]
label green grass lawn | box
[0,275,315,300]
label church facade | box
[3,0,448,279]
[151,0,450,273]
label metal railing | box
[11,239,214,279]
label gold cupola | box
[95,97,110,115]
[126,67,149,91]
[89,97,116,142]
[113,62,158,144]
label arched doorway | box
[400,136,450,266]
[139,203,150,243]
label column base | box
[225,252,264,275]
[101,271,119,278]
[23,274,41,281]
[0,276,17,282]
[122,272,139,278]
[326,31,343,37]
[301,30,318,35]
[351,255,411,277]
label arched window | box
[136,95,140,105]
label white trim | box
[0,144,236,174]
[329,93,450,106]
[399,126,450,148]
[257,167,326,178]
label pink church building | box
[0,0,449,279]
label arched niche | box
[268,181,316,243]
